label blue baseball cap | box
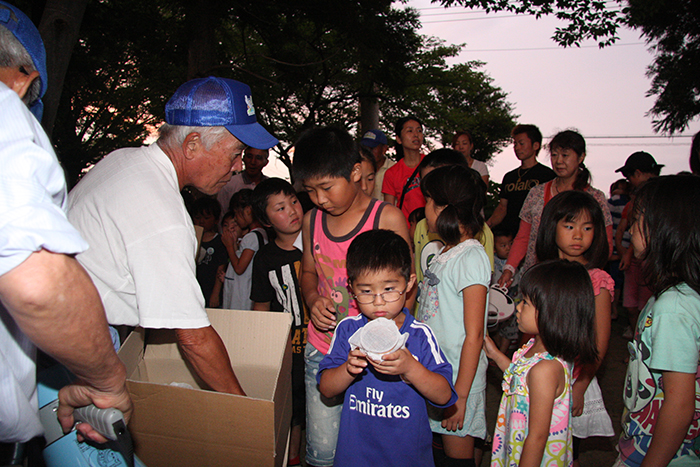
[0,1,48,119]
[360,129,388,148]
[165,76,278,150]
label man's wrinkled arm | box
[176,326,246,395]
[0,249,132,438]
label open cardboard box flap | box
[119,309,293,467]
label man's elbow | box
[175,326,211,349]
[1,251,83,315]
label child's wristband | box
[503,264,516,275]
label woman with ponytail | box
[498,130,613,288]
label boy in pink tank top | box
[293,126,412,467]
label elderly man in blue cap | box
[0,1,132,446]
[68,76,278,396]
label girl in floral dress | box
[485,260,598,467]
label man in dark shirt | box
[487,124,556,236]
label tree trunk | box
[186,0,219,79]
[38,0,88,139]
[359,82,380,135]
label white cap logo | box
[245,95,255,117]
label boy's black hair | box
[228,188,255,214]
[346,230,411,283]
[536,190,609,269]
[295,190,315,213]
[251,178,297,226]
[610,178,630,196]
[633,174,700,297]
[492,225,514,240]
[221,210,235,226]
[359,145,377,172]
[548,129,592,191]
[520,260,598,364]
[192,196,222,220]
[292,126,361,182]
[511,124,543,148]
[408,207,426,226]
[420,165,485,245]
[418,148,469,173]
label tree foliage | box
[436,0,700,134]
[19,0,516,184]
[380,37,515,162]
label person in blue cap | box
[0,0,132,446]
[68,76,278,396]
[360,129,393,201]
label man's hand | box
[57,378,133,443]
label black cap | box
[615,151,664,176]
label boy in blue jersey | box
[318,230,456,467]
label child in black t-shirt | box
[249,178,309,467]
[192,197,228,307]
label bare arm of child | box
[231,248,256,275]
[442,284,487,431]
[377,204,416,308]
[572,288,611,416]
[384,194,396,206]
[300,210,336,331]
[222,227,258,275]
[221,224,242,266]
[253,302,271,311]
[483,335,512,372]
[319,348,368,398]
[616,217,630,270]
[606,224,614,257]
[486,198,507,228]
[369,347,453,406]
[209,265,225,308]
[520,358,566,467]
[640,371,696,466]
[498,219,530,288]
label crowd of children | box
[188,120,700,467]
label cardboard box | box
[118,309,293,467]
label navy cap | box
[165,76,278,150]
[360,129,388,148]
[0,1,47,119]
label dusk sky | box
[408,0,700,192]
[265,1,699,192]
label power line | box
[422,14,524,23]
[418,9,491,16]
[588,142,690,147]
[585,135,694,139]
[463,42,644,52]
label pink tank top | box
[307,198,387,354]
